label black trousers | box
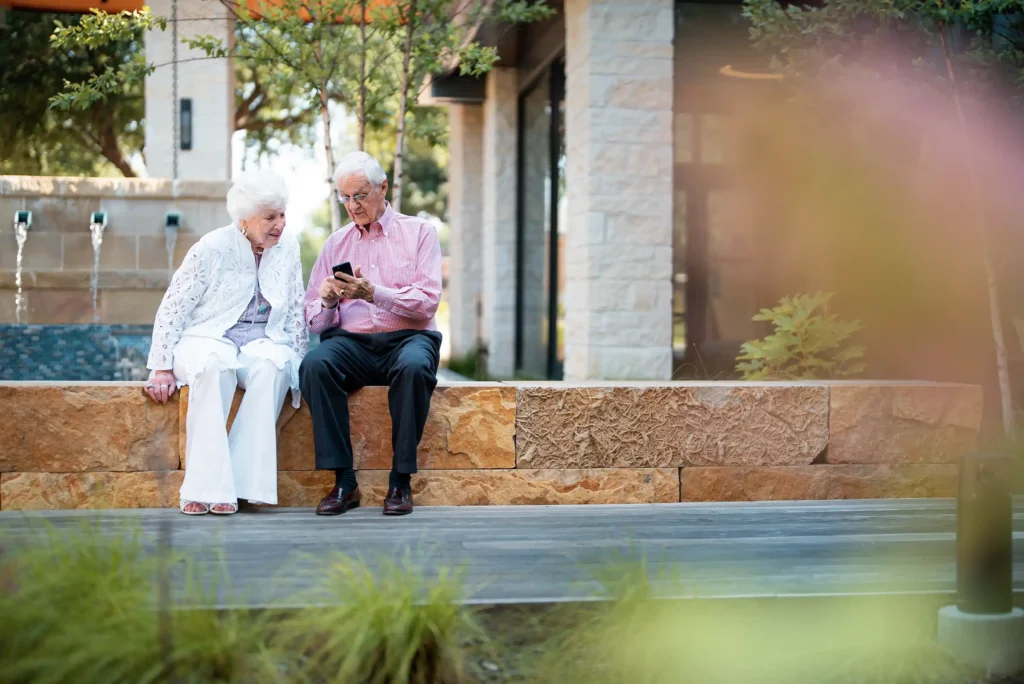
[299,328,442,474]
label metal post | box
[956,451,1014,614]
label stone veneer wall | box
[562,0,675,380]
[0,380,982,510]
[446,104,485,359]
[0,176,230,325]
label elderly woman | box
[145,172,308,516]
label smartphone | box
[332,262,353,279]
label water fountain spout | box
[12,210,32,324]
[165,212,181,279]
[89,211,108,324]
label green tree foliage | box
[231,28,321,158]
[385,0,553,210]
[736,292,866,380]
[362,105,449,219]
[1,10,316,177]
[743,0,1024,97]
[48,0,548,226]
[0,10,144,177]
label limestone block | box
[587,347,674,382]
[1,232,62,270]
[587,4,675,44]
[63,234,138,270]
[0,270,170,290]
[588,108,673,144]
[0,288,16,323]
[0,176,229,201]
[100,290,168,325]
[179,384,516,471]
[0,383,179,472]
[679,465,958,501]
[24,290,100,324]
[516,383,829,468]
[138,235,199,271]
[564,243,673,280]
[22,195,100,233]
[277,468,679,507]
[1,471,184,509]
[828,383,983,464]
[100,198,177,236]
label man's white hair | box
[334,151,387,188]
[226,171,289,223]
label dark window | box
[515,58,566,380]
[180,98,193,151]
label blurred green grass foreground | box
[0,522,1019,684]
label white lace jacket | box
[146,224,308,407]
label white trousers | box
[174,339,290,505]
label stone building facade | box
[3,0,776,384]
[441,0,766,381]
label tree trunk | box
[98,127,137,178]
[939,26,1016,439]
[357,0,367,151]
[87,111,137,177]
[319,86,343,233]
[392,0,416,214]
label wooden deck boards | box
[2,499,1022,608]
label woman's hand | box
[146,370,177,404]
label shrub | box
[0,526,479,684]
[736,292,866,380]
[538,565,978,684]
[274,554,477,684]
[446,345,490,381]
[0,523,276,684]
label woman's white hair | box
[333,151,387,187]
[225,171,289,223]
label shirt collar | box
[357,202,393,238]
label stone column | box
[145,0,234,180]
[562,0,675,380]
[481,68,518,378]
[446,104,484,359]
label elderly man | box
[300,151,442,516]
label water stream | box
[13,222,29,324]
[165,225,178,278]
[89,221,105,323]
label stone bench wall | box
[0,380,982,510]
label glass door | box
[516,58,566,379]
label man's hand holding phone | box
[319,262,374,307]
[318,262,351,308]
[335,264,375,303]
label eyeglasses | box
[338,186,380,205]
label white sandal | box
[180,500,209,516]
[209,502,238,515]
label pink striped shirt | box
[303,203,442,335]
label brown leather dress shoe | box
[316,486,361,516]
[383,487,413,516]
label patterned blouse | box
[224,253,272,348]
